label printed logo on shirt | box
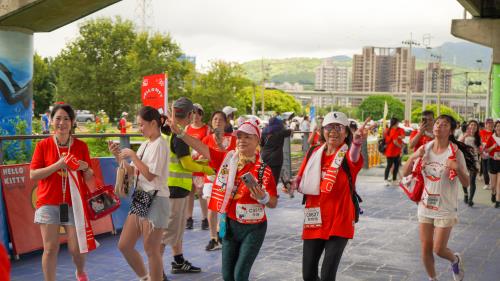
[423,161,444,182]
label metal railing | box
[0,133,142,164]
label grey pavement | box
[10,170,500,281]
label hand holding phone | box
[241,172,258,190]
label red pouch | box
[399,157,425,202]
[64,153,80,171]
[87,185,121,220]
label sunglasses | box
[323,124,345,132]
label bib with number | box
[304,207,322,228]
[235,203,265,224]
[422,190,440,210]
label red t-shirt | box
[0,244,9,281]
[186,124,210,176]
[385,127,405,158]
[297,146,363,240]
[311,132,322,146]
[410,130,433,151]
[208,148,277,223]
[202,133,237,152]
[30,137,92,208]
[119,118,127,134]
[485,134,500,159]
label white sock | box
[139,274,151,281]
[452,255,459,264]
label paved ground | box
[10,168,500,281]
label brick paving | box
[10,171,500,281]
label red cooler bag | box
[87,185,121,220]
[399,157,425,202]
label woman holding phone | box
[108,106,170,281]
[168,111,277,281]
[202,111,237,251]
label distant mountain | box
[412,42,492,70]
[241,42,491,91]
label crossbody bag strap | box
[134,142,149,190]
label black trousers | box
[463,171,477,202]
[482,159,490,185]
[385,156,401,181]
[303,236,348,281]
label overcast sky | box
[34,0,467,68]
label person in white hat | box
[292,112,370,281]
[119,112,129,134]
[222,106,237,133]
[168,114,278,281]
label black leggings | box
[482,159,490,185]
[303,237,348,281]
[463,171,477,202]
[385,156,401,181]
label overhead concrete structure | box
[0,0,120,32]
[452,0,500,118]
[0,0,120,143]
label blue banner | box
[309,106,316,122]
[98,157,131,230]
[0,182,11,253]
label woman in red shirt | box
[169,115,277,281]
[293,112,369,281]
[201,111,237,251]
[185,103,210,230]
[30,104,94,281]
[485,120,500,208]
[384,117,405,185]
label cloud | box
[34,0,466,66]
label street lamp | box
[48,82,58,102]
[465,76,482,120]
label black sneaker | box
[205,239,222,251]
[171,260,201,274]
[163,271,169,281]
[468,200,474,207]
[186,217,193,230]
[201,218,209,230]
[463,194,468,204]
[495,201,499,209]
[492,194,496,203]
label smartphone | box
[421,118,427,124]
[241,172,258,190]
[59,203,69,223]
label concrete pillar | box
[451,19,500,118]
[0,27,33,135]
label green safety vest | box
[167,135,193,191]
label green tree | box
[411,104,463,123]
[236,87,302,115]
[54,17,190,119]
[358,95,405,120]
[192,60,252,116]
[33,53,56,115]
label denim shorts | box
[34,205,75,225]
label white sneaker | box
[384,180,391,186]
[451,253,464,281]
[483,185,491,190]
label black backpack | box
[377,138,386,153]
[302,146,363,223]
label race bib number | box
[236,204,265,223]
[423,193,440,210]
[304,207,322,228]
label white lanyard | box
[54,136,72,204]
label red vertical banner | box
[141,73,168,115]
[0,160,113,255]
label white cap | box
[322,112,349,127]
[121,112,128,116]
[233,120,261,139]
[222,106,237,116]
[193,103,204,113]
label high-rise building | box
[352,47,415,93]
[414,63,453,93]
[314,59,349,92]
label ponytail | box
[437,114,477,173]
[449,134,477,173]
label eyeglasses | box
[323,124,345,132]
